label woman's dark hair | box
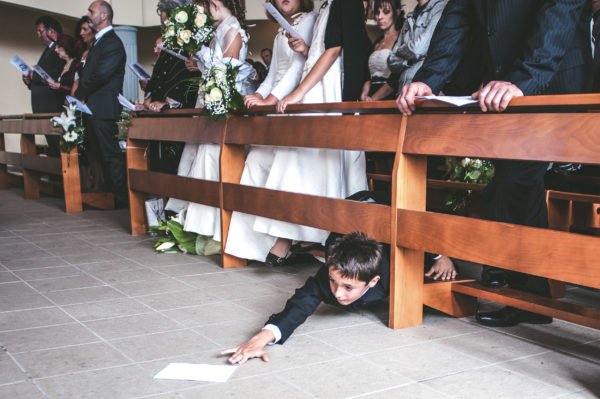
[74,16,94,40]
[265,0,314,23]
[221,0,247,28]
[55,34,78,59]
[373,0,404,30]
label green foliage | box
[443,157,495,211]
[161,4,215,55]
[149,217,221,255]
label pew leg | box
[0,134,7,189]
[61,147,83,213]
[127,139,149,235]
[21,135,40,199]
[572,202,599,230]
[547,197,571,231]
[424,280,477,318]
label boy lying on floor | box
[221,232,455,364]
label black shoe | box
[476,306,552,327]
[264,252,286,267]
[481,268,508,288]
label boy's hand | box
[221,329,274,365]
[425,255,457,281]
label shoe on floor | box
[476,306,552,327]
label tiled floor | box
[0,187,599,399]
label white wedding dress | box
[224,12,317,261]
[229,0,367,261]
[165,15,253,240]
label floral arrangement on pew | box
[162,4,215,55]
[199,62,244,119]
[149,213,221,255]
[444,157,495,211]
[50,103,86,166]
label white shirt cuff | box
[432,254,443,261]
[262,324,282,345]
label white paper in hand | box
[118,94,136,111]
[32,65,55,83]
[154,363,238,383]
[157,44,189,62]
[10,55,31,75]
[129,63,151,80]
[263,3,304,41]
[415,95,477,107]
[66,95,93,115]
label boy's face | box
[328,266,380,306]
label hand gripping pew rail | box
[0,113,115,212]
[126,96,600,330]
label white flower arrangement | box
[50,103,86,165]
[444,156,495,211]
[161,4,214,55]
[199,62,244,119]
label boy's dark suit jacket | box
[266,246,390,344]
[75,29,125,120]
[30,44,65,113]
[415,0,592,96]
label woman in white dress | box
[248,0,370,265]
[224,0,317,263]
[166,0,253,241]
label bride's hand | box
[276,90,303,113]
[244,94,262,108]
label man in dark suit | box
[397,0,593,326]
[75,0,127,206]
[23,16,65,156]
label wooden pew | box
[0,113,112,212]
[126,109,226,235]
[390,94,600,329]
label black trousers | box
[483,160,550,297]
[85,117,127,202]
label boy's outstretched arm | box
[221,329,275,365]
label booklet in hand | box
[129,63,151,80]
[10,55,31,76]
[118,94,137,111]
[65,95,93,115]
[262,3,304,42]
[32,65,55,83]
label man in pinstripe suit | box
[396,0,593,326]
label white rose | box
[165,19,174,26]
[195,13,207,27]
[179,29,192,44]
[461,157,471,167]
[165,26,176,37]
[175,10,188,24]
[214,70,226,84]
[209,87,223,102]
[196,5,204,14]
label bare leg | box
[269,238,291,258]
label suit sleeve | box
[503,0,588,95]
[265,266,331,344]
[75,38,124,100]
[412,0,474,94]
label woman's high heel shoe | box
[264,252,286,267]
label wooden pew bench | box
[0,113,112,212]
[390,94,600,329]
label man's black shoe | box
[476,306,553,327]
[481,268,508,288]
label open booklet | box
[262,3,304,41]
[10,55,31,76]
[128,63,151,80]
[415,95,477,107]
[65,95,93,115]
[32,65,55,83]
[156,44,188,62]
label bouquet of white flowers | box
[162,4,214,55]
[50,103,86,165]
[199,62,244,119]
[444,157,495,211]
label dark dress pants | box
[85,117,127,203]
[483,160,550,297]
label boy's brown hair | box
[326,232,382,283]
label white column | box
[114,25,139,101]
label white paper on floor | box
[154,363,238,382]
